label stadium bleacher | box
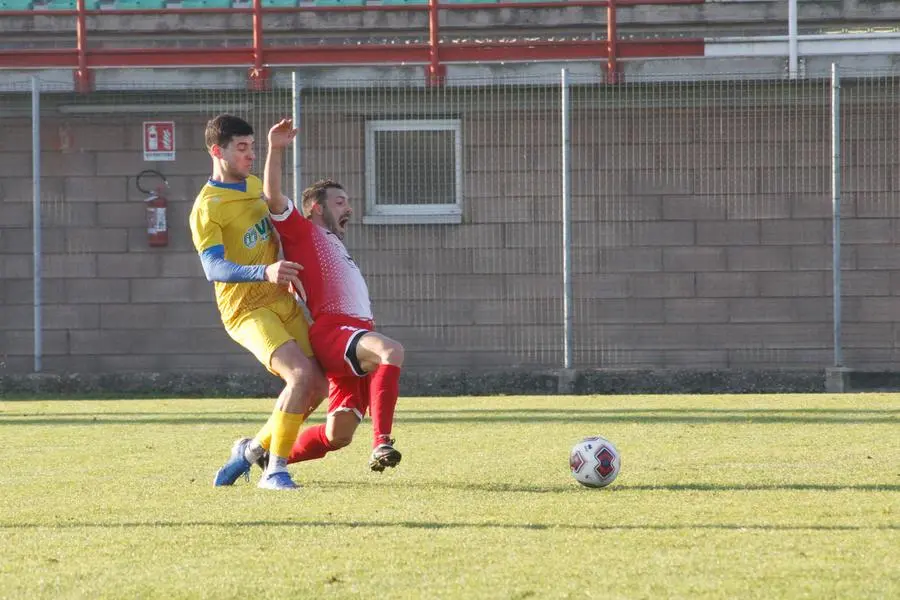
[44,0,100,7]
[0,0,577,9]
[114,0,165,8]
[0,0,548,8]
[180,0,233,8]
[0,0,34,10]
[312,0,366,7]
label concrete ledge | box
[839,370,900,392]
[574,369,826,395]
[0,368,830,398]
[557,369,578,394]
[825,367,851,393]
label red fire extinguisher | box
[137,169,169,248]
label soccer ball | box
[569,436,620,488]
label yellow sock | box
[254,413,277,451]
[269,410,306,459]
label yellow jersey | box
[189,175,289,326]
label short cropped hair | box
[301,179,345,216]
[204,114,254,150]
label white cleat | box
[257,471,301,490]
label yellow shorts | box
[225,295,313,374]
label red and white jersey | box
[269,200,373,321]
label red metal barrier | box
[0,0,705,91]
[428,0,445,87]
[75,0,90,91]
[607,0,618,83]
[249,0,267,90]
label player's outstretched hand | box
[268,118,297,149]
[265,260,307,302]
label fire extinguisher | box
[137,169,169,248]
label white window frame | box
[364,119,463,225]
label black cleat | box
[255,450,269,472]
[369,440,402,472]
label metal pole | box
[31,75,42,373]
[831,63,842,368]
[291,71,301,203]
[607,0,618,83]
[75,0,91,92]
[248,0,269,89]
[561,68,573,369]
[427,0,442,85]
[788,0,798,79]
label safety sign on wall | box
[143,121,176,161]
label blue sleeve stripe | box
[199,245,266,283]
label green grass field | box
[1,393,897,599]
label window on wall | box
[364,119,463,224]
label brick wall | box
[1,82,898,374]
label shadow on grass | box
[315,481,900,494]
[6,408,899,417]
[1,407,898,426]
[0,520,896,532]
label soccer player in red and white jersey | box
[264,118,404,472]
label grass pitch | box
[0,393,897,599]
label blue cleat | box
[213,437,253,486]
[257,470,300,490]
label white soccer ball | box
[569,436,621,488]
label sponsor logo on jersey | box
[243,217,273,249]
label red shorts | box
[326,373,372,420]
[309,314,375,377]
[309,314,375,419]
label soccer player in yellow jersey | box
[189,114,325,490]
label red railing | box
[0,0,705,91]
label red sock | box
[369,364,401,448]
[287,423,335,464]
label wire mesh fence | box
[569,77,837,369]
[0,70,898,374]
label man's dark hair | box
[204,114,254,150]
[301,179,345,216]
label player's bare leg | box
[256,342,325,489]
[213,343,324,487]
[357,333,404,471]
[287,410,359,464]
[254,391,323,471]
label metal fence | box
[0,67,898,375]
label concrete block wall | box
[557,96,900,370]
[1,79,898,374]
[0,114,242,373]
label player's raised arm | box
[264,118,297,216]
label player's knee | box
[326,419,355,448]
[326,411,360,448]
[311,371,328,399]
[283,365,310,388]
[380,340,405,367]
[283,367,319,413]
[281,354,317,387]
[327,432,354,449]
[293,353,327,400]
[273,346,320,394]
